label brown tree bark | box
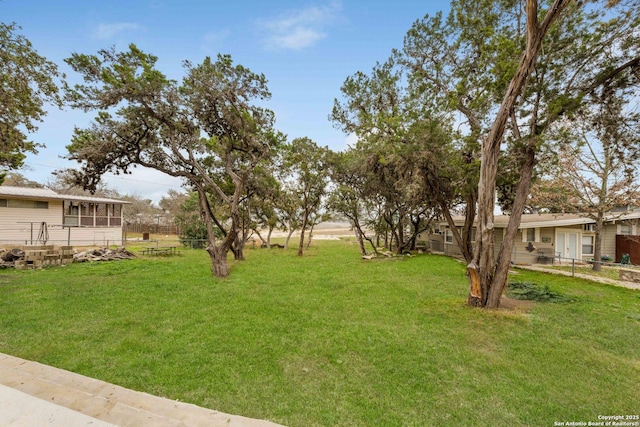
[297,211,308,256]
[207,244,231,277]
[592,212,604,272]
[485,145,536,307]
[351,219,367,256]
[197,185,236,278]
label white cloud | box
[103,169,185,204]
[258,1,342,51]
[93,22,142,40]
[270,27,324,50]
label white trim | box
[581,234,594,256]
[556,228,582,260]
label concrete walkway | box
[0,353,284,427]
[512,264,640,290]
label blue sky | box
[3,0,449,202]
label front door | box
[556,231,579,261]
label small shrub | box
[507,281,573,303]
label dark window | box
[5,199,48,209]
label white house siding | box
[0,200,124,247]
[0,200,63,244]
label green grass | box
[1,240,639,426]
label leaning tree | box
[64,45,283,277]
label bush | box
[506,281,573,303]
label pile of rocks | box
[73,247,136,262]
[0,246,135,269]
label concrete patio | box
[0,352,284,427]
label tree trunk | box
[440,201,473,262]
[232,245,243,261]
[352,219,367,255]
[468,0,570,308]
[231,212,245,261]
[297,213,309,256]
[396,215,404,255]
[305,223,316,250]
[207,245,230,277]
[284,225,295,250]
[485,145,536,307]
[462,193,477,259]
[253,229,267,247]
[592,212,604,272]
[197,185,233,278]
[266,227,273,249]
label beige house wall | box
[507,224,620,264]
[0,200,124,247]
[429,220,637,264]
[600,224,617,259]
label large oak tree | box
[64,45,282,277]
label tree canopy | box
[0,22,62,183]
[64,45,283,277]
[330,0,640,308]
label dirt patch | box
[498,295,536,311]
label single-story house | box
[422,210,640,264]
[0,186,129,246]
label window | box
[526,228,535,242]
[582,235,594,255]
[95,203,108,226]
[81,203,94,226]
[522,228,540,242]
[2,199,48,209]
[445,229,453,244]
[64,200,123,227]
[618,224,630,235]
[63,201,80,226]
[110,204,122,226]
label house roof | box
[0,186,130,204]
[447,211,640,229]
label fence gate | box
[615,235,640,264]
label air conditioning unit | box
[583,224,595,232]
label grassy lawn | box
[0,239,639,426]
